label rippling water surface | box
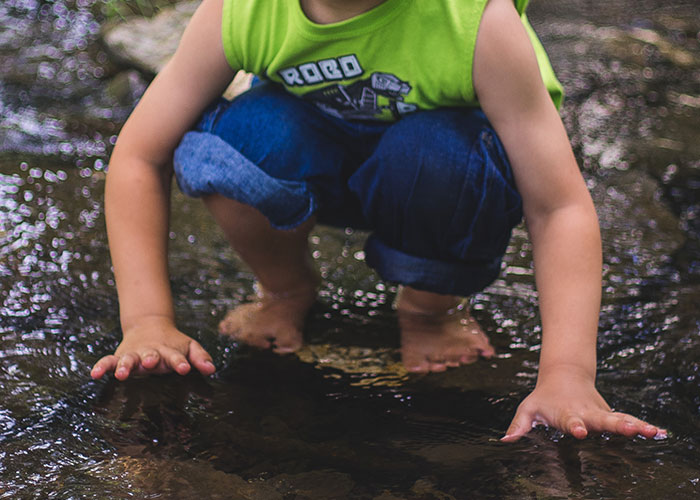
[1,0,699,498]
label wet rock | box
[633,107,700,184]
[511,475,574,499]
[410,479,457,500]
[490,168,685,303]
[101,0,185,21]
[105,69,149,105]
[503,24,691,297]
[259,415,292,434]
[295,344,409,387]
[538,21,700,70]
[372,491,406,500]
[91,456,283,499]
[492,169,686,311]
[101,0,253,98]
[101,1,199,75]
[592,170,685,298]
[601,26,700,69]
[595,170,684,251]
[268,470,356,499]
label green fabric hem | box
[521,13,565,109]
[221,0,241,70]
[464,0,490,104]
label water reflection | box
[1,0,699,497]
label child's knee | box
[349,109,523,260]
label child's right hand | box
[90,317,216,380]
[92,0,233,383]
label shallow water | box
[1,0,699,498]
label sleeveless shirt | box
[221,0,564,121]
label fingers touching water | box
[90,322,215,380]
[501,380,667,443]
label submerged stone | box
[410,479,458,500]
[295,343,409,387]
[268,470,356,499]
[90,456,284,499]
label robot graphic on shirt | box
[277,54,418,120]
[304,72,418,121]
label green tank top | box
[222,0,564,121]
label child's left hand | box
[500,367,666,442]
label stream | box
[1,0,699,498]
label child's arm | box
[473,0,664,440]
[90,0,236,380]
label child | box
[90,0,665,442]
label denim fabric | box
[173,82,523,296]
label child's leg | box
[348,108,523,372]
[203,194,318,353]
[173,83,376,352]
[396,286,494,373]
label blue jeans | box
[173,83,523,296]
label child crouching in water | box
[90,0,665,442]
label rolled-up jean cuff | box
[173,131,317,230]
[364,234,503,297]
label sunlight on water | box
[0,0,699,497]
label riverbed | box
[1,0,699,498]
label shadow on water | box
[1,0,699,498]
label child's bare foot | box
[396,287,495,373]
[202,196,321,353]
[219,283,318,354]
